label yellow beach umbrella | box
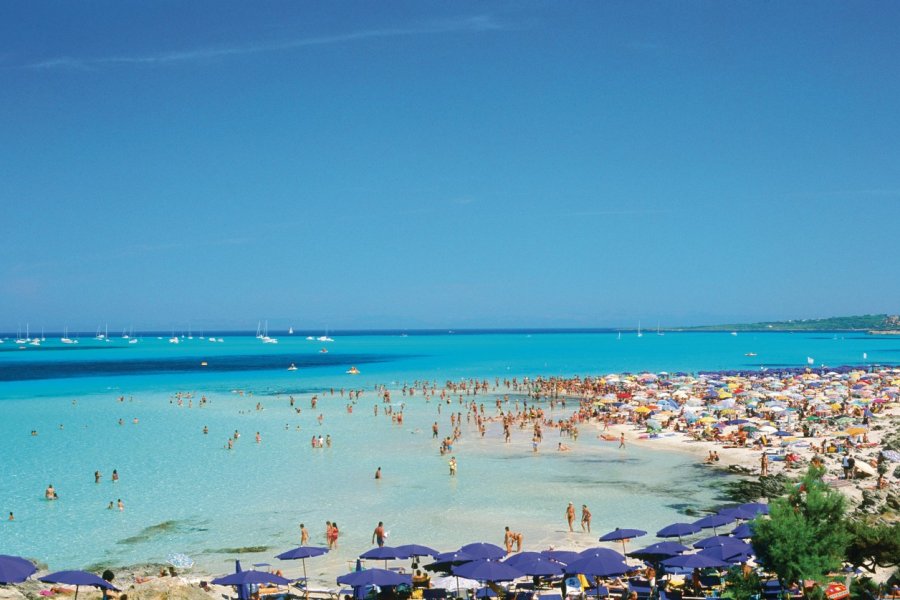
[635,406,651,414]
[844,427,867,436]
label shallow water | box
[0,331,892,579]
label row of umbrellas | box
[0,504,767,596]
[0,558,117,600]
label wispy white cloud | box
[21,15,509,70]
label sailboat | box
[15,324,28,345]
[168,329,180,344]
[617,331,622,340]
[261,320,278,344]
[637,321,643,338]
[288,326,294,335]
[656,322,664,336]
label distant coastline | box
[683,313,899,333]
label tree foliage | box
[751,466,851,588]
[845,518,900,573]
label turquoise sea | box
[0,331,895,581]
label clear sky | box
[2,1,898,331]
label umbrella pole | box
[303,559,309,600]
[74,586,79,600]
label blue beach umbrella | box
[731,523,754,539]
[627,542,690,562]
[578,547,625,561]
[661,554,729,570]
[40,571,119,600]
[337,568,411,588]
[359,546,406,569]
[656,522,701,541]
[693,514,735,534]
[452,559,523,582]
[360,546,405,560]
[502,553,564,577]
[697,545,751,565]
[738,503,769,516]
[598,528,647,555]
[424,551,476,573]
[276,546,329,599]
[475,588,498,598]
[542,550,581,565]
[0,555,37,584]
[458,543,506,561]
[212,570,292,586]
[393,544,439,559]
[563,555,629,578]
[692,536,735,549]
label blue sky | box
[2,1,898,331]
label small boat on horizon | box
[287,363,298,371]
[346,366,360,375]
[745,352,757,357]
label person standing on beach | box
[581,505,592,532]
[329,521,339,549]
[566,502,576,532]
[300,523,309,545]
[375,467,382,479]
[619,433,626,449]
[373,521,386,547]
[760,453,768,477]
[449,456,457,476]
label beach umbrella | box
[627,542,690,563]
[737,502,769,516]
[656,522,701,541]
[40,571,119,600]
[212,570,292,586]
[693,514,735,534]
[475,587,498,598]
[661,553,729,570]
[731,523,754,539]
[0,555,37,584]
[393,544,439,559]
[542,550,581,565]
[359,545,407,569]
[697,545,750,565]
[564,554,629,578]
[276,546,329,600]
[337,568,411,588]
[598,528,647,556]
[424,551,476,573]
[458,543,506,561]
[502,553,564,577]
[452,559,523,582]
[692,536,736,549]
